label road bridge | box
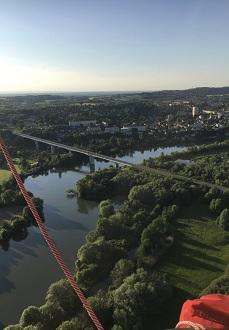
[14,132,228,192]
[14,132,133,169]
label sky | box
[0,0,229,93]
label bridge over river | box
[14,132,228,192]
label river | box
[0,146,186,328]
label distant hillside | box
[141,86,229,100]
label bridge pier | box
[51,145,55,154]
[115,163,119,169]
[35,141,39,150]
[89,156,95,172]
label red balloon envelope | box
[176,294,229,330]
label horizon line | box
[0,85,229,96]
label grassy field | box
[155,202,229,328]
[0,158,21,183]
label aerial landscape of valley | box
[0,86,229,330]
[0,1,229,330]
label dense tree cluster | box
[204,188,229,231]
[4,142,229,329]
[0,196,44,250]
[0,175,44,250]
[144,140,229,187]
[7,167,193,329]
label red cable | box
[0,136,104,330]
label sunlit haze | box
[0,0,229,93]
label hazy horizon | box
[1,85,229,97]
[1,0,229,93]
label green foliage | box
[0,215,27,247]
[0,188,25,206]
[96,212,133,242]
[87,290,113,328]
[76,168,117,201]
[57,320,78,330]
[225,264,229,275]
[216,208,229,231]
[112,168,152,195]
[112,268,172,330]
[171,183,191,206]
[23,325,45,330]
[205,187,221,202]
[157,201,229,327]
[129,183,155,207]
[111,259,135,289]
[76,237,128,287]
[99,199,115,218]
[140,217,171,255]
[19,306,43,327]
[39,301,68,329]
[45,279,81,316]
[146,150,229,188]
[162,204,180,222]
[9,142,229,329]
[22,197,44,225]
[209,198,225,215]
[200,275,229,295]
[58,321,94,330]
[0,183,40,248]
[131,210,152,234]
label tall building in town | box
[192,106,199,117]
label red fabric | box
[178,294,229,330]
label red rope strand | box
[0,135,104,330]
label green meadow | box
[0,158,21,183]
[155,202,229,328]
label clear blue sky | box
[0,0,229,92]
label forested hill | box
[141,86,229,100]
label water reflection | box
[0,145,186,327]
[77,198,98,214]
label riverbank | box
[0,206,23,222]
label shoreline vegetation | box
[1,136,229,329]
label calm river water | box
[0,146,185,328]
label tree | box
[112,268,172,330]
[39,301,68,329]
[0,189,18,205]
[111,259,135,288]
[45,279,81,316]
[128,183,156,207]
[200,275,229,295]
[19,306,43,327]
[140,217,171,255]
[99,200,114,218]
[87,290,113,328]
[209,198,225,215]
[22,197,44,224]
[205,187,221,202]
[57,318,94,330]
[216,209,229,231]
[76,237,127,287]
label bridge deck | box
[14,132,228,192]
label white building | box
[192,106,199,117]
[69,120,97,127]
